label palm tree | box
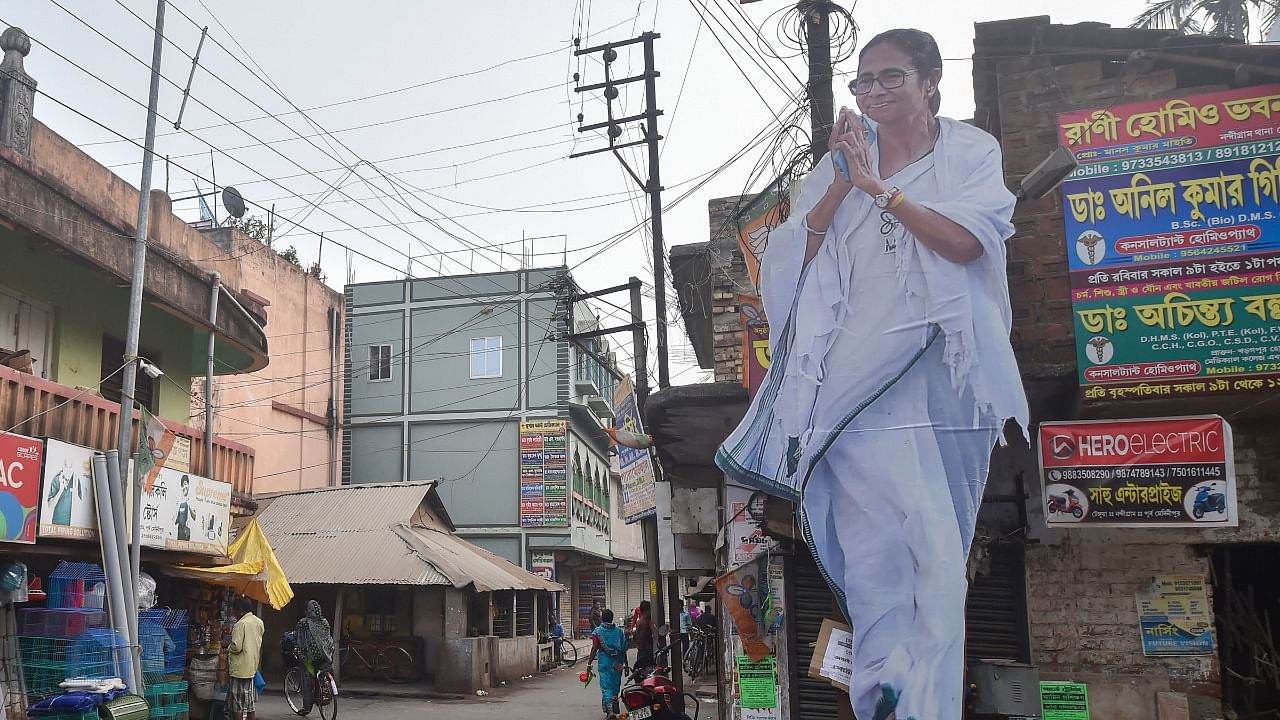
[1132,0,1279,41]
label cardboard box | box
[807,618,853,693]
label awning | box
[166,519,294,610]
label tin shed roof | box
[253,481,560,591]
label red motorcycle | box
[1047,488,1084,519]
[619,646,698,720]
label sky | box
[1,0,1198,387]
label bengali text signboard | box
[1057,85,1280,401]
[1135,575,1215,656]
[614,378,657,523]
[1041,681,1090,720]
[1039,416,1236,528]
[519,419,569,528]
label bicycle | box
[683,626,715,682]
[284,663,338,720]
[552,635,578,668]
[339,634,417,683]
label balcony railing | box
[0,364,255,504]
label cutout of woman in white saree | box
[715,29,1028,720]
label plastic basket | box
[144,680,188,709]
[148,702,189,720]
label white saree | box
[716,117,1029,720]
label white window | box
[469,337,502,379]
[368,344,393,382]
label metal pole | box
[93,454,137,693]
[629,278,649,405]
[804,2,834,165]
[328,306,339,487]
[205,273,220,478]
[106,451,144,690]
[642,34,670,389]
[116,0,166,673]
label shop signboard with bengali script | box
[519,419,569,528]
[614,378,657,523]
[1057,85,1280,401]
[1039,416,1236,528]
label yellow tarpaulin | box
[168,519,294,610]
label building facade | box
[343,268,647,634]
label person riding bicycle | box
[294,600,336,711]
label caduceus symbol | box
[1078,232,1104,264]
[1088,336,1110,363]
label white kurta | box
[716,118,1029,720]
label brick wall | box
[705,196,756,384]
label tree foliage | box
[1132,0,1279,41]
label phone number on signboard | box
[1112,139,1280,173]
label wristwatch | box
[874,186,901,209]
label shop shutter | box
[792,546,842,720]
[628,572,647,613]
[608,569,629,618]
[965,544,1029,662]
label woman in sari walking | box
[587,609,628,719]
[717,28,1028,720]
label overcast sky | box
[3,0,1213,386]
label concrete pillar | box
[0,27,37,157]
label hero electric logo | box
[1050,435,1075,460]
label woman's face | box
[853,42,934,124]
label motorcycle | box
[1047,488,1084,519]
[1192,485,1226,519]
[619,645,698,720]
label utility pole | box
[115,0,166,693]
[802,1,835,164]
[571,31,684,699]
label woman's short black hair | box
[859,28,943,115]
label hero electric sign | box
[1039,416,1236,528]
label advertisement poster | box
[1056,85,1280,400]
[38,439,100,540]
[0,432,41,544]
[613,378,657,523]
[1041,682,1090,720]
[1135,575,1215,656]
[734,183,789,288]
[529,552,556,583]
[728,485,769,566]
[518,419,569,528]
[137,468,231,555]
[737,295,771,400]
[735,655,778,709]
[1040,416,1237,527]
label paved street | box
[254,658,719,720]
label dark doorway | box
[1213,545,1280,719]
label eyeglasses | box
[849,69,919,95]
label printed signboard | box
[136,468,231,555]
[734,184,788,288]
[0,432,41,544]
[1039,416,1236,527]
[519,419,569,528]
[1057,85,1280,400]
[1041,681,1090,720]
[614,377,657,523]
[738,295,771,400]
[529,552,556,582]
[1136,575,1215,656]
[39,439,100,540]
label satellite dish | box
[222,186,247,219]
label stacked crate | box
[141,608,190,719]
[19,563,126,702]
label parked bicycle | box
[683,625,715,682]
[339,630,417,683]
[282,631,339,720]
[553,635,578,668]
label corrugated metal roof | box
[254,481,561,591]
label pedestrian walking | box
[227,596,265,720]
[589,599,603,631]
[678,602,692,654]
[633,600,656,670]
[587,609,628,719]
